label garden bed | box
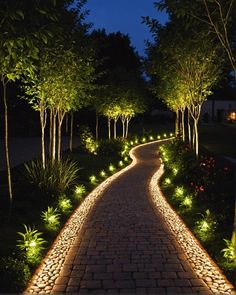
[159,139,236,287]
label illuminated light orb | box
[164,178,171,185]
[109,164,116,172]
[89,175,97,184]
[124,156,129,162]
[118,160,124,167]
[100,170,107,178]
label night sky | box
[83,0,168,56]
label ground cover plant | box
[159,139,236,286]
[0,131,172,292]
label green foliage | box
[0,256,31,292]
[173,186,185,200]
[24,158,79,196]
[41,207,60,231]
[80,126,98,154]
[58,196,72,214]
[17,225,46,265]
[108,163,116,173]
[221,239,236,263]
[194,210,217,242]
[73,184,86,200]
[99,170,107,178]
[89,175,97,185]
[97,138,125,156]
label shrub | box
[58,195,72,213]
[194,210,217,242]
[17,225,46,265]
[79,125,98,154]
[0,256,31,292]
[24,158,80,196]
[73,184,86,200]
[221,239,236,263]
[97,138,125,156]
[41,207,61,231]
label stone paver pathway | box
[27,142,234,294]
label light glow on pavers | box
[26,139,170,294]
[149,163,235,295]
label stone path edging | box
[149,163,235,294]
[26,139,169,294]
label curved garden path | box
[27,141,234,295]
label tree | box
[156,0,236,86]
[0,0,58,204]
[145,16,222,157]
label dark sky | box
[83,0,168,56]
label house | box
[201,99,236,122]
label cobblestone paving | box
[27,142,234,294]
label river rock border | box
[26,140,170,294]
[149,163,235,295]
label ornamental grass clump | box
[24,158,79,196]
[41,207,61,231]
[17,225,46,265]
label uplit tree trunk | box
[2,78,12,203]
[114,117,119,139]
[189,104,201,158]
[121,116,126,138]
[96,112,99,141]
[69,112,73,152]
[108,117,111,140]
[125,116,132,138]
[180,108,185,141]
[39,104,47,169]
[57,109,66,161]
[49,109,53,159]
[187,108,192,149]
[52,109,57,161]
[175,110,179,137]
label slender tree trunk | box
[57,110,65,161]
[108,117,111,140]
[96,112,99,141]
[188,108,192,148]
[114,119,117,139]
[49,109,53,159]
[181,109,185,141]
[2,80,12,203]
[194,118,199,158]
[40,107,47,169]
[122,117,125,138]
[69,112,73,152]
[52,110,57,161]
[175,110,179,137]
[125,118,130,138]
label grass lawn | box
[199,122,236,159]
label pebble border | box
[25,139,170,294]
[149,163,235,294]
